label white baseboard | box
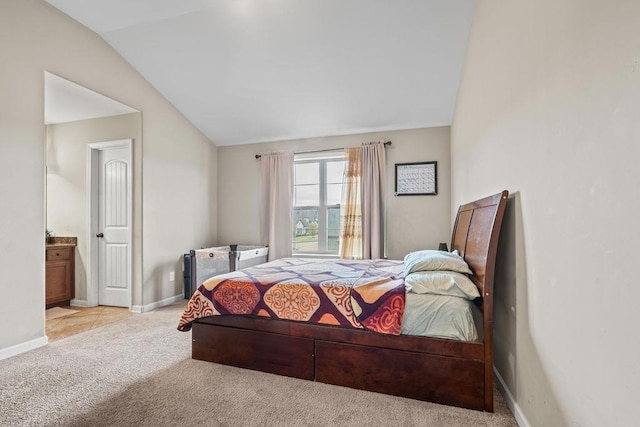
[70,299,89,307]
[131,294,184,313]
[0,336,48,361]
[1,295,183,360]
[494,366,531,427]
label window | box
[293,151,345,255]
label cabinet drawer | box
[46,247,72,261]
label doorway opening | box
[45,72,141,321]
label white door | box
[97,147,131,307]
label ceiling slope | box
[45,0,475,146]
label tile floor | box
[46,305,133,342]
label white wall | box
[46,113,142,304]
[217,127,451,260]
[452,0,640,425]
[0,0,216,355]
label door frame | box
[86,139,133,308]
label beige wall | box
[0,0,216,354]
[217,127,451,260]
[141,113,217,305]
[452,0,640,425]
[46,113,142,304]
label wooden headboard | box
[451,190,508,323]
[450,190,507,412]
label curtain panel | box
[339,141,386,260]
[339,147,362,259]
[360,142,386,259]
[260,152,294,261]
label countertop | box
[46,243,76,248]
[46,236,77,247]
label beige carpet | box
[0,302,517,427]
[45,306,80,321]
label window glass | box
[293,207,319,252]
[292,153,345,254]
[326,161,345,205]
[327,206,341,252]
[326,183,342,206]
[294,162,319,185]
[294,184,319,206]
[326,161,345,184]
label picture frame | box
[394,161,437,196]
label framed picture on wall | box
[395,161,437,196]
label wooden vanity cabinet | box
[46,246,75,308]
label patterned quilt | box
[178,258,406,335]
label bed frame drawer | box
[192,323,314,380]
[315,340,485,410]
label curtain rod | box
[255,141,391,159]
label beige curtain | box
[260,152,293,261]
[339,141,386,259]
[339,147,362,259]
[361,142,386,259]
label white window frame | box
[293,151,345,256]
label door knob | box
[96,233,104,238]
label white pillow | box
[403,249,472,276]
[405,271,480,300]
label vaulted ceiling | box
[44,0,475,146]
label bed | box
[178,190,508,411]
